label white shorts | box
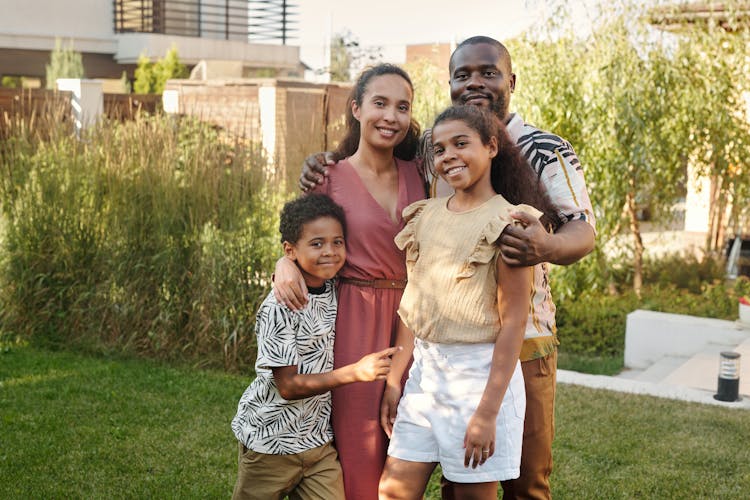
[387,339,525,483]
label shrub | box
[0,111,286,370]
[553,252,746,361]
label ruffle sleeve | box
[394,199,428,265]
[457,203,543,279]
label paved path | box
[558,369,750,410]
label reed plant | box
[0,109,286,370]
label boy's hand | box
[463,409,496,469]
[299,152,336,192]
[272,256,308,311]
[380,384,402,438]
[353,346,401,382]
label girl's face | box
[432,119,497,192]
[352,74,412,151]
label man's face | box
[449,43,516,122]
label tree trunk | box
[625,189,643,297]
[706,172,725,253]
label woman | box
[273,63,424,499]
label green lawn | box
[2,346,748,499]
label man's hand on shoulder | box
[498,211,553,267]
[299,152,336,192]
[499,214,595,267]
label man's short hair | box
[449,36,512,74]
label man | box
[293,36,596,499]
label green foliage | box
[509,1,750,285]
[403,59,451,130]
[553,251,750,362]
[4,346,750,498]
[0,112,285,370]
[119,71,131,94]
[1,76,22,88]
[329,33,352,82]
[328,30,382,82]
[45,38,85,89]
[133,46,188,94]
[133,53,154,94]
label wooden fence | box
[0,88,162,125]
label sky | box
[293,0,590,73]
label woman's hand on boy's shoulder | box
[299,152,336,192]
[272,256,309,310]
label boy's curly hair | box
[279,194,347,244]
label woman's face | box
[352,74,413,151]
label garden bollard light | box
[714,351,741,402]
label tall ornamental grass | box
[0,110,286,370]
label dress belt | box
[339,277,407,289]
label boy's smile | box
[284,216,346,289]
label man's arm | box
[500,135,596,267]
[299,152,335,192]
[498,216,595,267]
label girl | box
[378,105,561,499]
[273,64,424,500]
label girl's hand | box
[380,383,403,438]
[353,346,401,382]
[463,409,496,469]
[272,256,308,311]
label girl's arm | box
[463,256,531,469]
[379,318,415,437]
[273,346,401,400]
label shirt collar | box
[505,113,525,143]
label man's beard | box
[490,94,507,118]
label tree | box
[328,30,382,82]
[508,1,750,294]
[133,46,188,94]
[45,39,85,89]
[329,34,352,82]
[402,58,450,130]
[133,53,155,94]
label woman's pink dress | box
[312,157,425,499]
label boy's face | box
[283,216,346,289]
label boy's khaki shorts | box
[232,440,344,500]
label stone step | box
[617,355,688,383]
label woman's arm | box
[379,319,415,437]
[463,256,531,469]
[273,346,401,400]
[272,256,309,311]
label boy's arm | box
[273,346,401,401]
[380,319,415,437]
[463,255,530,468]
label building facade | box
[0,0,303,85]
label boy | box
[231,194,399,500]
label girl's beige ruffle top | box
[395,195,541,344]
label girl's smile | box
[432,119,497,194]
